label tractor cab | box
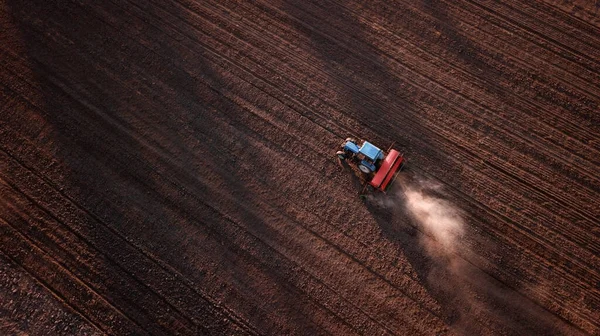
[356,141,384,173]
[338,139,384,174]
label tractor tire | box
[336,151,346,160]
[358,164,371,174]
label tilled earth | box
[1,0,599,335]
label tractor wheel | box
[345,137,357,144]
[358,164,371,174]
[336,151,346,160]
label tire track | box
[0,13,454,330]
[146,3,600,328]
[3,0,598,333]
[0,251,105,336]
[540,0,600,28]
[378,0,600,128]
[465,0,600,66]
[8,0,600,294]
[69,0,600,292]
[273,0,600,139]
[0,176,204,335]
[0,217,148,335]
[155,0,600,262]
[493,0,600,46]
[417,0,600,96]
[269,0,600,195]
[0,40,418,336]
[0,143,258,335]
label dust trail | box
[396,177,481,333]
[392,177,572,335]
[400,178,465,257]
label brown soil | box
[1,0,599,335]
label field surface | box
[1,0,599,335]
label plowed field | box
[1,0,599,335]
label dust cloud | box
[396,177,481,333]
[391,177,567,335]
[402,183,464,257]
[397,178,462,250]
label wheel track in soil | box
[2,0,596,334]
[0,218,150,336]
[338,0,600,137]
[432,0,600,125]
[0,251,103,336]
[460,0,600,68]
[103,0,600,328]
[252,0,600,207]
[5,0,600,322]
[125,0,600,270]
[0,244,108,335]
[0,148,258,335]
[0,34,426,334]
[0,172,208,336]
[0,46,446,334]
[409,0,600,98]
[4,32,596,334]
[495,0,600,48]
[539,0,600,28]
[270,3,597,139]
[334,0,600,115]
[103,0,600,260]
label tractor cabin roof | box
[359,141,383,161]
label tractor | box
[336,138,405,192]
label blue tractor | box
[336,138,384,174]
